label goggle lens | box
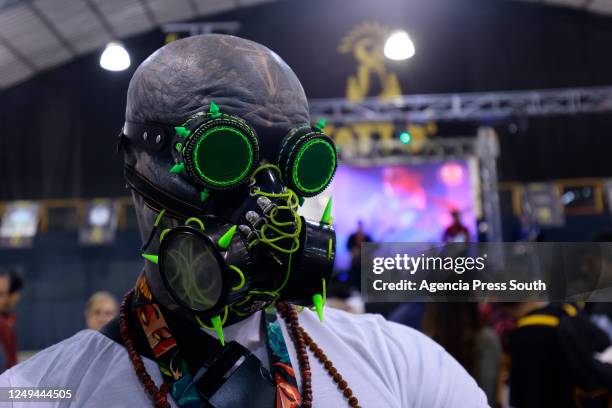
[193,126,254,188]
[161,229,224,312]
[292,139,336,195]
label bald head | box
[126,34,309,129]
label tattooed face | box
[123,34,311,241]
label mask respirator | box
[121,102,337,341]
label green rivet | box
[200,189,209,203]
[169,162,185,174]
[315,118,327,130]
[217,225,237,251]
[175,142,183,152]
[313,293,324,322]
[210,101,221,118]
[174,126,191,138]
[142,253,158,264]
[320,196,333,225]
[211,315,225,346]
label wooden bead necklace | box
[119,290,359,408]
[276,302,361,408]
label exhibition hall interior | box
[1,0,612,407]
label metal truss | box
[309,86,612,123]
[340,137,476,165]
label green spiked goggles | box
[121,102,337,202]
[168,104,337,198]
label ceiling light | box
[100,42,131,71]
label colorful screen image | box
[328,160,478,271]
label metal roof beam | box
[25,1,77,57]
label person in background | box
[6,271,23,323]
[443,209,470,243]
[0,269,16,372]
[507,301,612,408]
[84,291,119,331]
[422,302,501,407]
[346,220,372,291]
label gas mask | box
[121,102,337,341]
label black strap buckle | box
[122,121,171,152]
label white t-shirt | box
[0,307,488,407]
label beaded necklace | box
[119,284,360,407]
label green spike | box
[169,162,185,174]
[217,225,237,250]
[200,189,209,203]
[315,118,327,130]
[142,253,158,264]
[313,293,324,322]
[174,126,191,138]
[320,196,333,225]
[209,101,221,118]
[211,315,225,346]
[298,196,305,207]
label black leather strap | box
[122,121,172,152]
[124,164,206,220]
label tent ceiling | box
[0,0,609,90]
[0,0,277,89]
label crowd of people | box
[338,214,612,408]
[386,300,612,408]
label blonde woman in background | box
[84,292,118,331]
